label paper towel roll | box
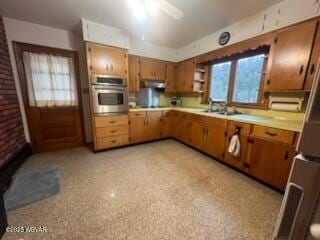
[270,103,300,111]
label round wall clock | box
[219,32,230,46]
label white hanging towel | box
[228,135,241,157]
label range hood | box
[141,80,166,89]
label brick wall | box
[0,16,26,166]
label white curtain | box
[23,52,78,107]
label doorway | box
[13,42,84,153]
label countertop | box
[129,107,303,132]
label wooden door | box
[204,125,226,160]
[305,22,320,90]
[14,43,84,153]
[183,59,196,92]
[129,117,147,143]
[246,138,295,191]
[140,58,155,80]
[88,43,128,77]
[165,62,177,93]
[266,21,317,90]
[191,121,205,150]
[224,122,251,170]
[128,55,140,92]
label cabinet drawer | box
[162,110,175,117]
[96,134,129,149]
[147,111,162,117]
[178,112,191,119]
[129,111,146,118]
[96,125,129,138]
[192,114,227,128]
[253,125,295,144]
[228,121,251,136]
[94,115,128,127]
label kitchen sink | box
[213,112,242,116]
[200,109,242,116]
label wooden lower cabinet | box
[93,114,129,150]
[224,121,251,170]
[129,111,162,143]
[145,112,162,141]
[176,113,192,144]
[204,124,226,160]
[129,116,147,143]
[190,117,227,160]
[245,137,295,191]
[191,121,205,150]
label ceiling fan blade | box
[158,0,183,19]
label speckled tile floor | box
[3,139,282,240]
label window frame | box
[208,50,268,108]
[13,42,82,110]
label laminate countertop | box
[129,107,304,132]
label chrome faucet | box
[208,98,214,113]
[215,101,227,114]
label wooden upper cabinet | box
[266,20,317,90]
[177,59,195,92]
[165,62,177,93]
[140,57,166,80]
[128,55,140,92]
[87,43,128,77]
[305,22,320,90]
[184,59,196,92]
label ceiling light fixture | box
[127,0,183,20]
[127,0,147,20]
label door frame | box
[13,42,85,150]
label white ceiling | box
[0,0,282,48]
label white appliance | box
[273,60,320,239]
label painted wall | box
[177,0,320,61]
[3,17,93,143]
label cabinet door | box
[129,117,147,143]
[246,138,295,191]
[224,134,248,170]
[140,58,155,80]
[191,121,205,150]
[305,22,320,90]
[165,62,177,93]
[178,119,192,144]
[204,125,226,160]
[154,60,166,80]
[267,21,317,90]
[176,62,185,92]
[88,44,128,77]
[160,116,172,138]
[224,122,251,170]
[128,55,140,92]
[146,116,162,140]
[183,59,196,92]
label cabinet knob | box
[310,64,316,75]
[299,65,304,75]
[266,79,271,85]
[284,151,289,160]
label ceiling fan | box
[127,0,183,20]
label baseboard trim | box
[0,143,32,238]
